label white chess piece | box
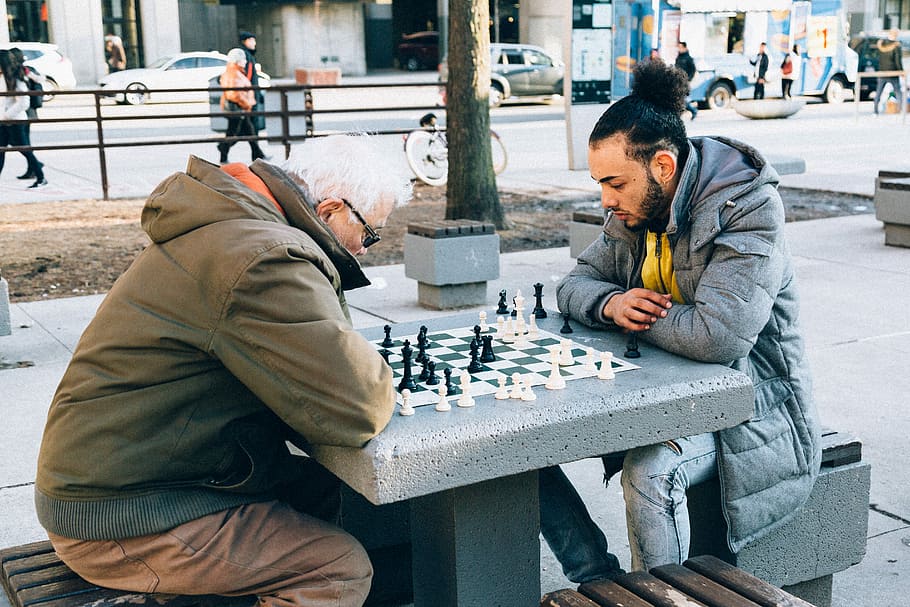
[545,346,566,390]
[598,351,616,380]
[502,316,515,343]
[479,310,488,332]
[399,389,415,416]
[494,374,509,399]
[457,369,475,407]
[528,313,539,338]
[496,316,505,338]
[509,372,524,399]
[584,347,597,371]
[435,384,451,411]
[521,374,537,401]
[559,338,575,366]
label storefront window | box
[102,0,144,69]
[7,0,48,42]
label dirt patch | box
[0,184,873,303]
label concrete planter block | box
[874,173,910,248]
[404,220,499,309]
[569,210,604,259]
[0,276,9,336]
[295,68,342,85]
[734,98,805,119]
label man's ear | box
[315,198,344,222]
[651,150,678,185]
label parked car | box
[0,42,77,92]
[99,51,270,105]
[850,31,910,100]
[396,31,439,71]
[439,43,564,107]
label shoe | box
[17,171,34,180]
[28,178,47,189]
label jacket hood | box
[141,156,371,290]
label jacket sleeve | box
[210,242,395,448]
[2,81,30,119]
[556,233,629,329]
[644,187,787,364]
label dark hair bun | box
[631,60,689,115]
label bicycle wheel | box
[405,129,448,186]
[490,131,508,175]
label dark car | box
[396,31,439,71]
[849,31,910,99]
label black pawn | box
[415,338,428,365]
[480,335,496,363]
[473,324,482,347]
[419,358,430,382]
[444,367,460,396]
[381,324,394,348]
[378,349,392,366]
[625,333,641,359]
[426,360,440,385]
[532,282,547,319]
[468,340,484,373]
[560,313,574,334]
[496,289,509,315]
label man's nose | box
[601,191,618,209]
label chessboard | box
[371,325,640,408]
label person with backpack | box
[750,42,770,99]
[0,49,46,188]
[781,44,801,99]
[9,47,45,180]
[874,30,904,115]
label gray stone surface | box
[734,98,806,119]
[569,221,602,258]
[0,277,9,337]
[403,233,500,286]
[416,281,487,309]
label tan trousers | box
[49,500,373,607]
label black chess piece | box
[444,367,460,395]
[532,282,547,319]
[511,296,518,318]
[496,289,509,315]
[426,360,439,385]
[398,340,418,392]
[468,340,484,373]
[419,358,430,382]
[480,335,496,363]
[378,349,392,365]
[624,332,641,359]
[473,324,482,346]
[381,324,394,348]
[415,337,428,365]
[560,313,574,334]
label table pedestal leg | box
[409,470,540,607]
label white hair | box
[282,134,413,218]
[226,48,247,65]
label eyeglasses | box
[341,198,382,249]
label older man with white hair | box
[35,135,412,607]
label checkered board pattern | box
[372,325,640,408]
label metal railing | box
[0,80,443,199]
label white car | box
[99,51,270,105]
[0,42,77,92]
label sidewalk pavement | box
[2,93,910,606]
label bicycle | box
[404,113,507,187]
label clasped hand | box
[603,288,672,331]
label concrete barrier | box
[874,171,910,248]
[0,273,10,336]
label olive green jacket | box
[35,157,395,540]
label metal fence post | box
[94,92,110,200]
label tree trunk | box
[444,0,506,228]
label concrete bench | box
[686,429,869,607]
[0,269,10,336]
[543,554,818,606]
[569,210,604,259]
[874,170,910,248]
[403,219,499,309]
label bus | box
[612,0,859,108]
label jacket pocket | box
[705,233,773,302]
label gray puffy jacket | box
[557,136,820,552]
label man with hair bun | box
[541,60,820,582]
[36,135,412,607]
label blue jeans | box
[539,432,717,580]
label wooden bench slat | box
[540,588,605,607]
[684,555,816,607]
[578,578,655,606]
[615,571,708,607]
[8,564,82,592]
[650,563,762,607]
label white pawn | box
[583,347,597,371]
[598,351,616,380]
[509,372,525,399]
[545,346,566,390]
[494,374,510,399]
[479,310,489,332]
[435,384,451,411]
[496,315,505,338]
[559,338,575,366]
[399,389,415,416]
[457,369,475,407]
[521,374,537,401]
[502,316,515,343]
[528,313,539,338]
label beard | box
[626,170,673,233]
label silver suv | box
[440,43,564,107]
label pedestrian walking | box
[0,49,46,188]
